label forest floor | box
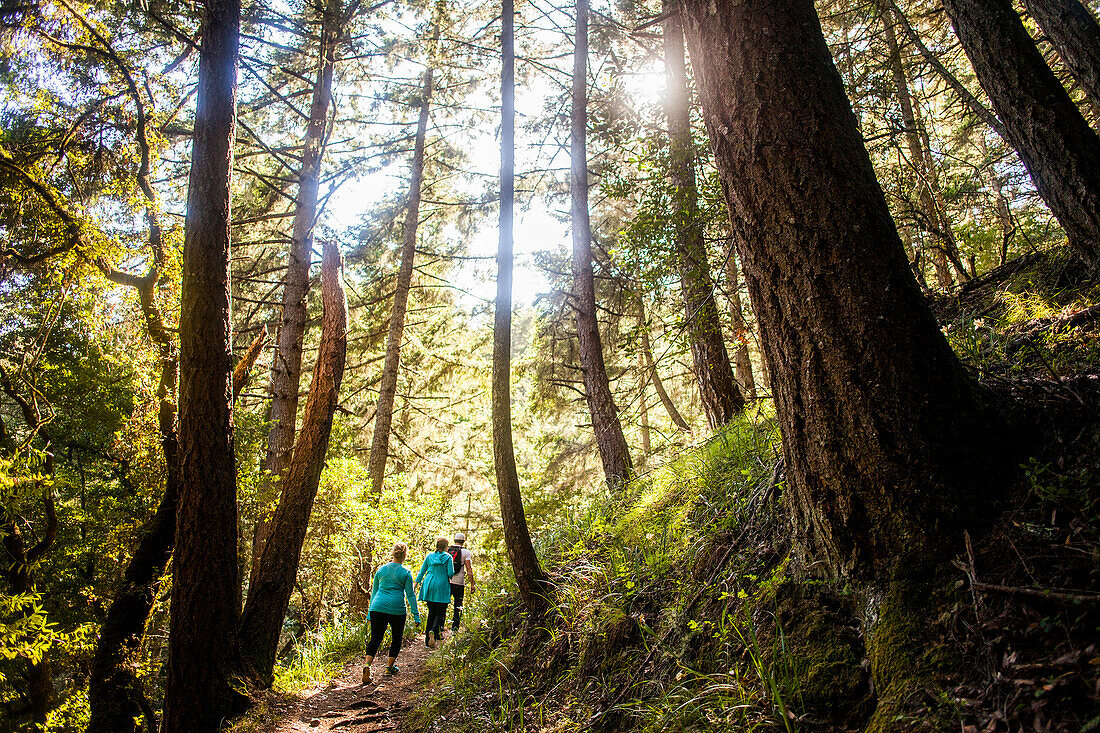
[264,639,432,733]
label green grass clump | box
[272,611,368,693]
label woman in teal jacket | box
[416,537,456,647]
[362,542,421,684]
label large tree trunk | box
[571,0,633,488]
[879,5,967,287]
[680,0,1009,590]
[662,1,745,428]
[942,0,1100,265]
[162,0,243,726]
[237,241,348,685]
[723,250,756,401]
[679,0,1014,722]
[367,2,444,496]
[494,0,547,611]
[253,0,341,583]
[1024,0,1100,111]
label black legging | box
[450,583,465,629]
[365,612,406,659]
[425,601,448,641]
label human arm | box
[464,553,475,589]
[415,557,428,585]
[446,555,455,578]
[404,570,421,624]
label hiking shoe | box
[385,665,399,676]
[361,666,372,685]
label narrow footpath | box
[271,641,432,733]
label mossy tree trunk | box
[680,0,1009,582]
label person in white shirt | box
[446,533,476,632]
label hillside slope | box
[406,253,1100,733]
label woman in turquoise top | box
[416,537,456,647]
[362,542,421,684]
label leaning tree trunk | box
[571,0,633,488]
[237,241,348,686]
[662,0,745,428]
[494,0,548,611]
[367,1,444,496]
[679,0,1014,723]
[637,297,691,432]
[252,0,341,584]
[162,0,243,726]
[942,0,1100,265]
[1024,0,1100,112]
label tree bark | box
[723,250,756,401]
[638,297,691,432]
[367,1,444,496]
[494,0,548,611]
[942,0,1100,265]
[662,0,745,428]
[162,0,244,726]
[571,0,633,488]
[253,0,341,583]
[237,241,348,685]
[680,0,1010,583]
[1024,0,1100,111]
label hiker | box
[362,541,421,685]
[415,536,456,648]
[447,532,476,632]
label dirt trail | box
[271,640,432,733]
